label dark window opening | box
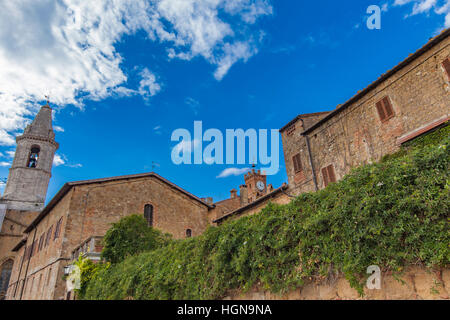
[144,204,154,227]
[376,96,395,122]
[0,259,14,300]
[38,234,45,252]
[27,146,40,168]
[286,124,296,136]
[186,229,192,238]
[322,165,337,187]
[45,226,53,247]
[54,217,63,241]
[292,153,303,173]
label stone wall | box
[281,33,450,195]
[6,175,211,300]
[6,190,72,300]
[281,113,330,195]
[0,208,39,299]
[224,267,450,300]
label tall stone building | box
[0,103,58,299]
[2,103,58,211]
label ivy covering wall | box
[79,125,450,300]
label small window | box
[45,226,53,247]
[292,154,303,173]
[30,241,37,258]
[144,204,153,227]
[38,233,45,251]
[27,146,40,168]
[286,124,296,136]
[322,165,336,187]
[47,268,52,286]
[443,58,450,80]
[186,229,192,238]
[54,217,63,240]
[376,96,395,122]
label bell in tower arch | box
[27,146,40,168]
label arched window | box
[144,204,153,227]
[186,229,192,238]
[27,146,40,168]
[0,259,14,300]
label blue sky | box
[0,0,449,204]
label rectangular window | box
[322,164,336,187]
[443,58,450,80]
[292,153,303,173]
[30,241,37,257]
[376,96,395,122]
[54,217,63,240]
[45,226,53,247]
[38,233,45,251]
[46,267,52,286]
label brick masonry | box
[6,175,211,300]
[281,31,450,195]
[224,267,450,300]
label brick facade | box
[5,174,211,300]
[281,30,450,195]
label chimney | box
[239,185,248,206]
[201,197,213,205]
[230,189,238,199]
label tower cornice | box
[16,134,59,149]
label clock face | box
[256,181,265,191]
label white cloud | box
[53,154,66,167]
[185,97,200,115]
[53,153,82,168]
[5,151,15,158]
[0,0,272,145]
[138,68,161,99]
[394,0,450,28]
[54,126,65,132]
[0,161,11,167]
[217,167,250,178]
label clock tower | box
[244,167,267,203]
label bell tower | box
[1,103,59,211]
[244,167,267,203]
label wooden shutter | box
[382,97,394,118]
[292,154,303,173]
[45,226,53,246]
[322,165,336,187]
[38,234,44,251]
[376,96,395,122]
[375,101,386,121]
[327,165,336,183]
[443,59,450,79]
[54,218,62,240]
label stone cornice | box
[16,134,59,148]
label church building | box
[0,104,287,300]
